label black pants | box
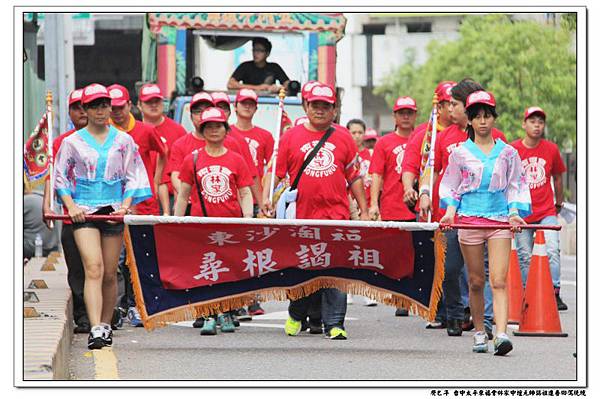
[61,224,89,325]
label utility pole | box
[44,14,75,139]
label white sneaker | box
[99,323,113,346]
[347,294,354,305]
[363,297,377,306]
[472,331,489,353]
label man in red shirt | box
[512,107,567,310]
[138,83,187,215]
[108,84,167,215]
[401,81,456,222]
[42,89,90,333]
[368,96,417,223]
[262,83,369,340]
[368,96,418,317]
[229,89,273,213]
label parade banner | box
[123,216,445,330]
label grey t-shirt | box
[23,192,59,259]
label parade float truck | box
[145,12,347,134]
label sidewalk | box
[23,253,73,380]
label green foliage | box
[374,14,576,146]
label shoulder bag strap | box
[290,126,335,191]
[192,150,209,217]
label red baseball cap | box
[211,91,231,106]
[364,128,379,141]
[393,96,417,112]
[306,84,336,104]
[235,88,258,103]
[301,80,320,100]
[139,83,164,102]
[190,92,215,109]
[434,81,457,103]
[523,106,546,121]
[466,90,496,109]
[294,116,309,126]
[199,107,228,127]
[81,83,111,105]
[107,84,130,107]
[68,89,84,106]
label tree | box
[374,14,576,146]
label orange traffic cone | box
[513,230,568,337]
[506,239,523,325]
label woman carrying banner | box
[439,90,530,356]
[53,83,152,350]
[174,107,254,335]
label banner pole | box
[46,90,55,229]
[427,94,438,223]
[268,87,286,205]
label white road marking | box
[172,310,358,329]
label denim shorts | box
[71,206,124,236]
[71,220,124,236]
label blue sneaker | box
[200,318,218,335]
[127,307,143,327]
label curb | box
[23,254,73,380]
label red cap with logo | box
[393,96,417,112]
[434,81,457,103]
[306,84,336,104]
[107,84,130,107]
[211,91,231,106]
[301,81,321,100]
[235,88,258,103]
[523,106,546,121]
[81,83,111,105]
[364,128,379,141]
[190,92,215,109]
[68,89,84,106]
[199,107,228,126]
[466,90,496,109]
[139,83,164,102]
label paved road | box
[68,255,578,382]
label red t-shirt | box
[276,124,360,220]
[51,129,77,224]
[126,121,167,215]
[358,148,373,205]
[230,125,274,177]
[511,139,566,222]
[178,149,253,217]
[167,133,247,178]
[152,117,187,194]
[225,128,259,178]
[368,132,415,221]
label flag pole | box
[427,94,438,223]
[46,90,55,220]
[268,87,286,205]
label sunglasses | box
[252,48,267,53]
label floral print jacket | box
[53,126,152,214]
[439,138,531,222]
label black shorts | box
[71,206,125,236]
